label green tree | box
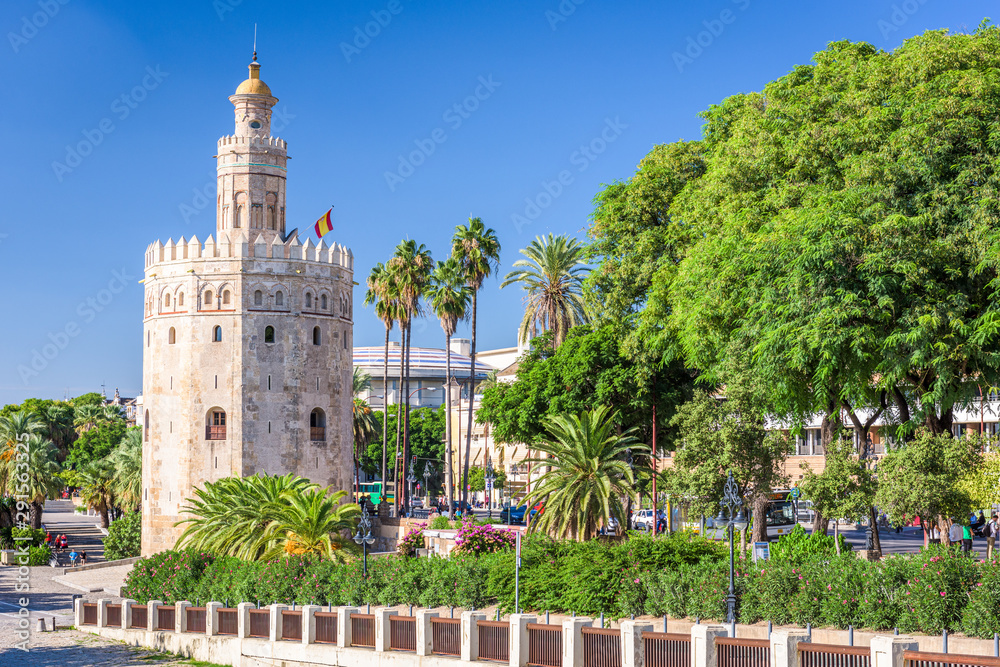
[176,474,359,561]
[467,465,507,493]
[104,511,141,560]
[109,427,142,511]
[502,233,589,347]
[362,406,446,478]
[961,449,1000,509]
[0,411,45,461]
[77,459,117,528]
[453,217,501,507]
[523,406,643,541]
[477,325,692,449]
[798,435,875,554]
[0,434,62,528]
[67,418,127,469]
[664,368,792,545]
[875,430,982,542]
[387,239,434,511]
[426,257,472,517]
[364,261,401,494]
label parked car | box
[500,504,527,524]
[528,502,545,522]
[630,509,665,530]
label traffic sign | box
[790,488,801,500]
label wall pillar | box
[620,620,653,667]
[872,635,919,667]
[175,601,191,634]
[74,598,84,628]
[337,606,358,647]
[301,605,319,644]
[236,602,254,639]
[692,624,729,667]
[771,629,810,667]
[509,614,537,667]
[373,607,394,652]
[562,616,594,666]
[416,609,438,656]
[147,600,162,632]
[205,602,222,636]
[268,604,288,642]
[97,599,110,628]
[121,599,135,630]
[461,611,486,661]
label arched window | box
[164,293,171,308]
[178,293,184,306]
[204,291,213,308]
[168,327,176,344]
[254,290,263,306]
[206,408,227,440]
[222,290,231,305]
[313,326,321,346]
[144,410,150,442]
[305,292,313,308]
[310,408,326,441]
[268,206,276,229]
[275,291,284,306]
[321,294,328,310]
[213,326,222,342]
[264,326,275,343]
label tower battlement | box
[144,232,353,270]
[217,134,288,150]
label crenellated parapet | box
[144,231,353,271]
[217,134,287,151]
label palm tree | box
[73,403,106,434]
[0,411,45,462]
[352,397,378,496]
[353,366,372,395]
[501,233,590,347]
[77,459,117,528]
[109,427,142,511]
[426,257,472,517]
[522,406,645,541]
[176,474,359,561]
[365,261,400,500]
[0,435,63,528]
[388,240,434,512]
[39,403,76,456]
[259,488,360,560]
[452,217,501,507]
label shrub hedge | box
[121,530,1000,638]
[104,512,141,560]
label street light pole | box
[406,459,417,518]
[353,499,376,578]
[717,471,747,624]
[422,460,432,510]
[485,458,496,521]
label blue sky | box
[0,0,992,406]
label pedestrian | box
[69,550,78,567]
[948,519,963,547]
[962,521,974,555]
[44,531,52,546]
[80,550,88,565]
[987,514,998,561]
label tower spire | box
[253,23,257,62]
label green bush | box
[104,512,141,560]
[11,527,46,548]
[429,516,452,530]
[28,545,52,566]
[962,558,1000,637]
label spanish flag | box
[314,208,333,239]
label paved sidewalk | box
[0,628,204,666]
[41,499,107,565]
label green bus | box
[355,482,393,506]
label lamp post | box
[406,459,417,518]
[716,471,748,623]
[485,458,496,521]
[353,499,376,578]
[422,460,432,510]
[859,434,876,552]
[626,448,635,531]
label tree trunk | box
[834,520,841,555]
[394,327,405,514]
[380,325,390,502]
[403,320,413,514]
[99,502,110,529]
[30,500,44,529]
[750,494,768,544]
[445,333,456,519]
[462,292,479,508]
[869,506,882,558]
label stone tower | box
[140,54,354,556]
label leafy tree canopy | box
[360,405,446,477]
[477,325,692,447]
[67,419,127,469]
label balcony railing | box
[206,425,227,440]
[310,426,326,441]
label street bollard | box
[849,625,854,646]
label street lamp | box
[716,471,748,624]
[859,434,877,552]
[353,499,376,578]
[485,458,496,521]
[422,460,432,510]
[406,460,417,517]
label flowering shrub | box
[121,550,214,604]
[397,523,426,557]
[452,521,516,555]
[961,557,1000,637]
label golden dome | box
[234,57,272,97]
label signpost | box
[791,486,800,525]
[515,531,521,613]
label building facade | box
[140,54,355,555]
